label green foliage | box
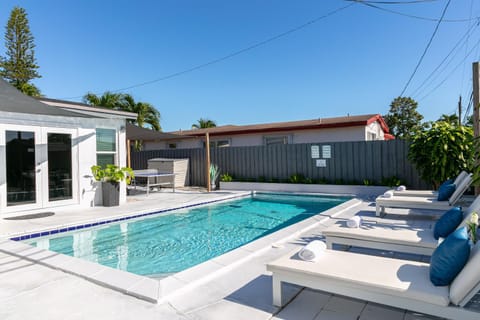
[363,179,373,186]
[91,164,134,184]
[380,176,402,187]
[209,163,220,181]
[384,97,424,139]
[192,118,217,129]
[289,174,305,184]
[220,173,233,182]
[83,92,161,131]
[408,122,474,188]
[437,113,460,126]
[0,6,41,95]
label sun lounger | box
[322,196,480,256]
[376,174,472,217]
[267,248,480,319]
[392,171,469,197]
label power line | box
[463,91,473,124]
[409,18,480,97]
[61,2,355,100]
[459,0,475,95]
[418,36,480,101]
[399,0,451,97]
[346,0,438,4]
[349,0,477,22]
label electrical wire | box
[418,36,480,101]
[61,2,355,100]
[349,0,477,22]
[345,0,438,4]
[409,18,480,98]
[399,0,451,97]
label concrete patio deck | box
[0,189,474,319]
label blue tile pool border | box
[10,193,252,241]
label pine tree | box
[0,6,41,96]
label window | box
[96,128,116,167]
[168,143,177,149]
[264,136,289,145]
[368,132,377,141]
[203,139,231,148]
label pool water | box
[27,193,349,277]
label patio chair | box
[267,248,480,319]
[322,196,480,256]
[375,174,472,217]
[392,171,469,197]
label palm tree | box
[83,92,161,130]
[192,118,217,129]
[122,94,161,131]
[83,91,124,110]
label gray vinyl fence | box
[131,139,430,189]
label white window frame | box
[264,135,290,146]
[96,128,118,166]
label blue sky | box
[0,0,479,132]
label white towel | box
[346,216,362,228]
[383,190,394,198]
[298,240,326,262]
[396,185,406,191]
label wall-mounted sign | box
[311,145,320,158]
[316,159,327,167]
[322,145,331,159]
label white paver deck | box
[0,189,473,319]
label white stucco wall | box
[0,111,127,214]
[143,122,387,150]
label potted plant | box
[209,163,220,190]
[91,164,134,207]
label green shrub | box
[220,173,233,182]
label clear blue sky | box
[1,0,479,132]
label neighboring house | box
[0,79,136,214]
[143,114,394,150]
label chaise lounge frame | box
[268,250,480,320]
[376,174,472,217]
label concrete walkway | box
[0,190,467,319]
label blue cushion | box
[440,179,454,188]
[433,207,463,240]
[430,227,471,286]
[437,183,456,201]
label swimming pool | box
[26,193,349,277]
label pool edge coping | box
[0,194,362,304]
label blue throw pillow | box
[433,207,463,240]
[440,179,454,188]
[437,183,456,201]
[430,227,470,286]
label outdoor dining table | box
[132,170,176,196]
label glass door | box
[5,130,39,206]
[47,132,73,202]
[42,127,78,207]
[0,125,78,213]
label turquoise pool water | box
[27,193,349,277]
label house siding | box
[143,120,387,150]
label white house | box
[0,79,136,215]
[143,114,394,150]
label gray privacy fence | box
[131,140,430,189]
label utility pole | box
[473,62,480,195]
[458,95,462,126]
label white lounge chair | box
[267,248,480,319]
[322,196,480,255]
[375,174,472,217]
[392,171,469,197]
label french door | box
[1,125,78,213]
